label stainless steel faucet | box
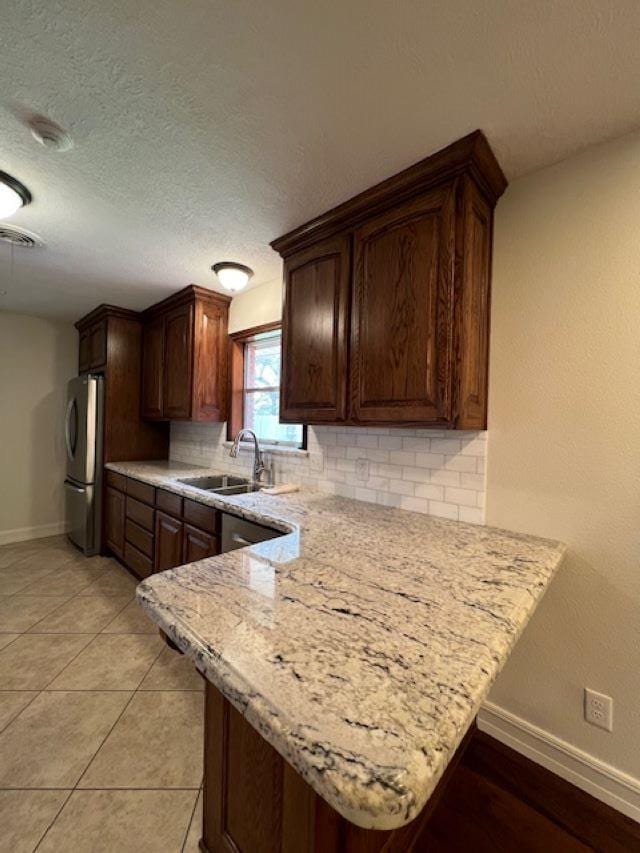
[229,429,270,484]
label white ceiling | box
[2,0,640,320]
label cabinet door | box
[351,185,455,424]
[105,487,126,559]
[141,318,165,420]
[280,235,350,422]
[192,300,228,421]
[89,320,107,369]
[78,331,91,373]
[163,305,194,419]
[154,510,184,572]
[183,524,219,563]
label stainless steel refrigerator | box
[64,374,104,555]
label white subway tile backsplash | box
[443,455,478,472]
[170,424,487,525]
[400,496,430,514]
[389,450,416,466]
[415,452,445,468]
[388,479,415,496]
[428,501,460,520]
[443,487,478,507]
[414,483,445,501]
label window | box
[228,325,304,447]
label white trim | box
[0,520,68,546]
[478,701,640,823]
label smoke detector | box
[0,225,44,248]
[28,115,73,152]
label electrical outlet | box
[584,688,613,731]
[355,457,370,481]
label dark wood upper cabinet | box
[141,285,231,422]
[271,131,507,429]
[74,306,170,464]
[163,304,194,419]
[89,319,107,369]
[141,318,165,419]
[78,330,91,373]
[193,298,228,421]
[280,235,350,422]
[78,317,107,373]
[351,186,455,424]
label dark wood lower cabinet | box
[105,475,221,578]
[200,681,640,853]
[154,510,184,572]
[183,524,218,563]
[201,683,470,853]
[105,487,125,559]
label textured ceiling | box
[1,0,640,319]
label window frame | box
[227,322,306,449]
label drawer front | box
[156,489,183,518]
[183,498,219,534]
[106,470,126,492]
[125,496,155,532]
[126,478,156,506]
[124,541,153,579]
[125,519,154,558]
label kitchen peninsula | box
[111,462,567,852]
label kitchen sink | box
[177,474,259,495]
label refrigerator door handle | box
[65,397,76,462]
[65,481,86,494]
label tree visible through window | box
[243,330,303,446]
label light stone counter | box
[107,460,565,831]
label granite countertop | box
[108,460,566,831]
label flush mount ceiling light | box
[0,171,32,219]
[212,261,253,293]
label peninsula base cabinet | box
[272,131,508,430]
[104,473,220,578]
[201,682,474,853]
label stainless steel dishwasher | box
[221,513,282,553]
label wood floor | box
[421,731,640,852]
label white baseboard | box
[478,701,640,824]
[0,521,68,546]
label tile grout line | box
[32,621,164,850]
[181,787,201,852]
[33,788,75,852]
[0,544,201,851]
[72,637,166,790]
[0,689,41,735]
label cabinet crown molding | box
[141,284,232,320]
[271,130,507,257]
[75,304,140,331]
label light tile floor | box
[0,536,204,853]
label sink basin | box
[214,484,260,496]
[177,475,259,495]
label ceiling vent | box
[0,225,43,248]
[28,115,73,152]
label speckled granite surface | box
[108,460,565,831]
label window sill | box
[222,441,309,459]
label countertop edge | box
[112,460,567,830]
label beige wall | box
[228,278,282,333]
[0,312,78,543]
[486,130,640,782]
